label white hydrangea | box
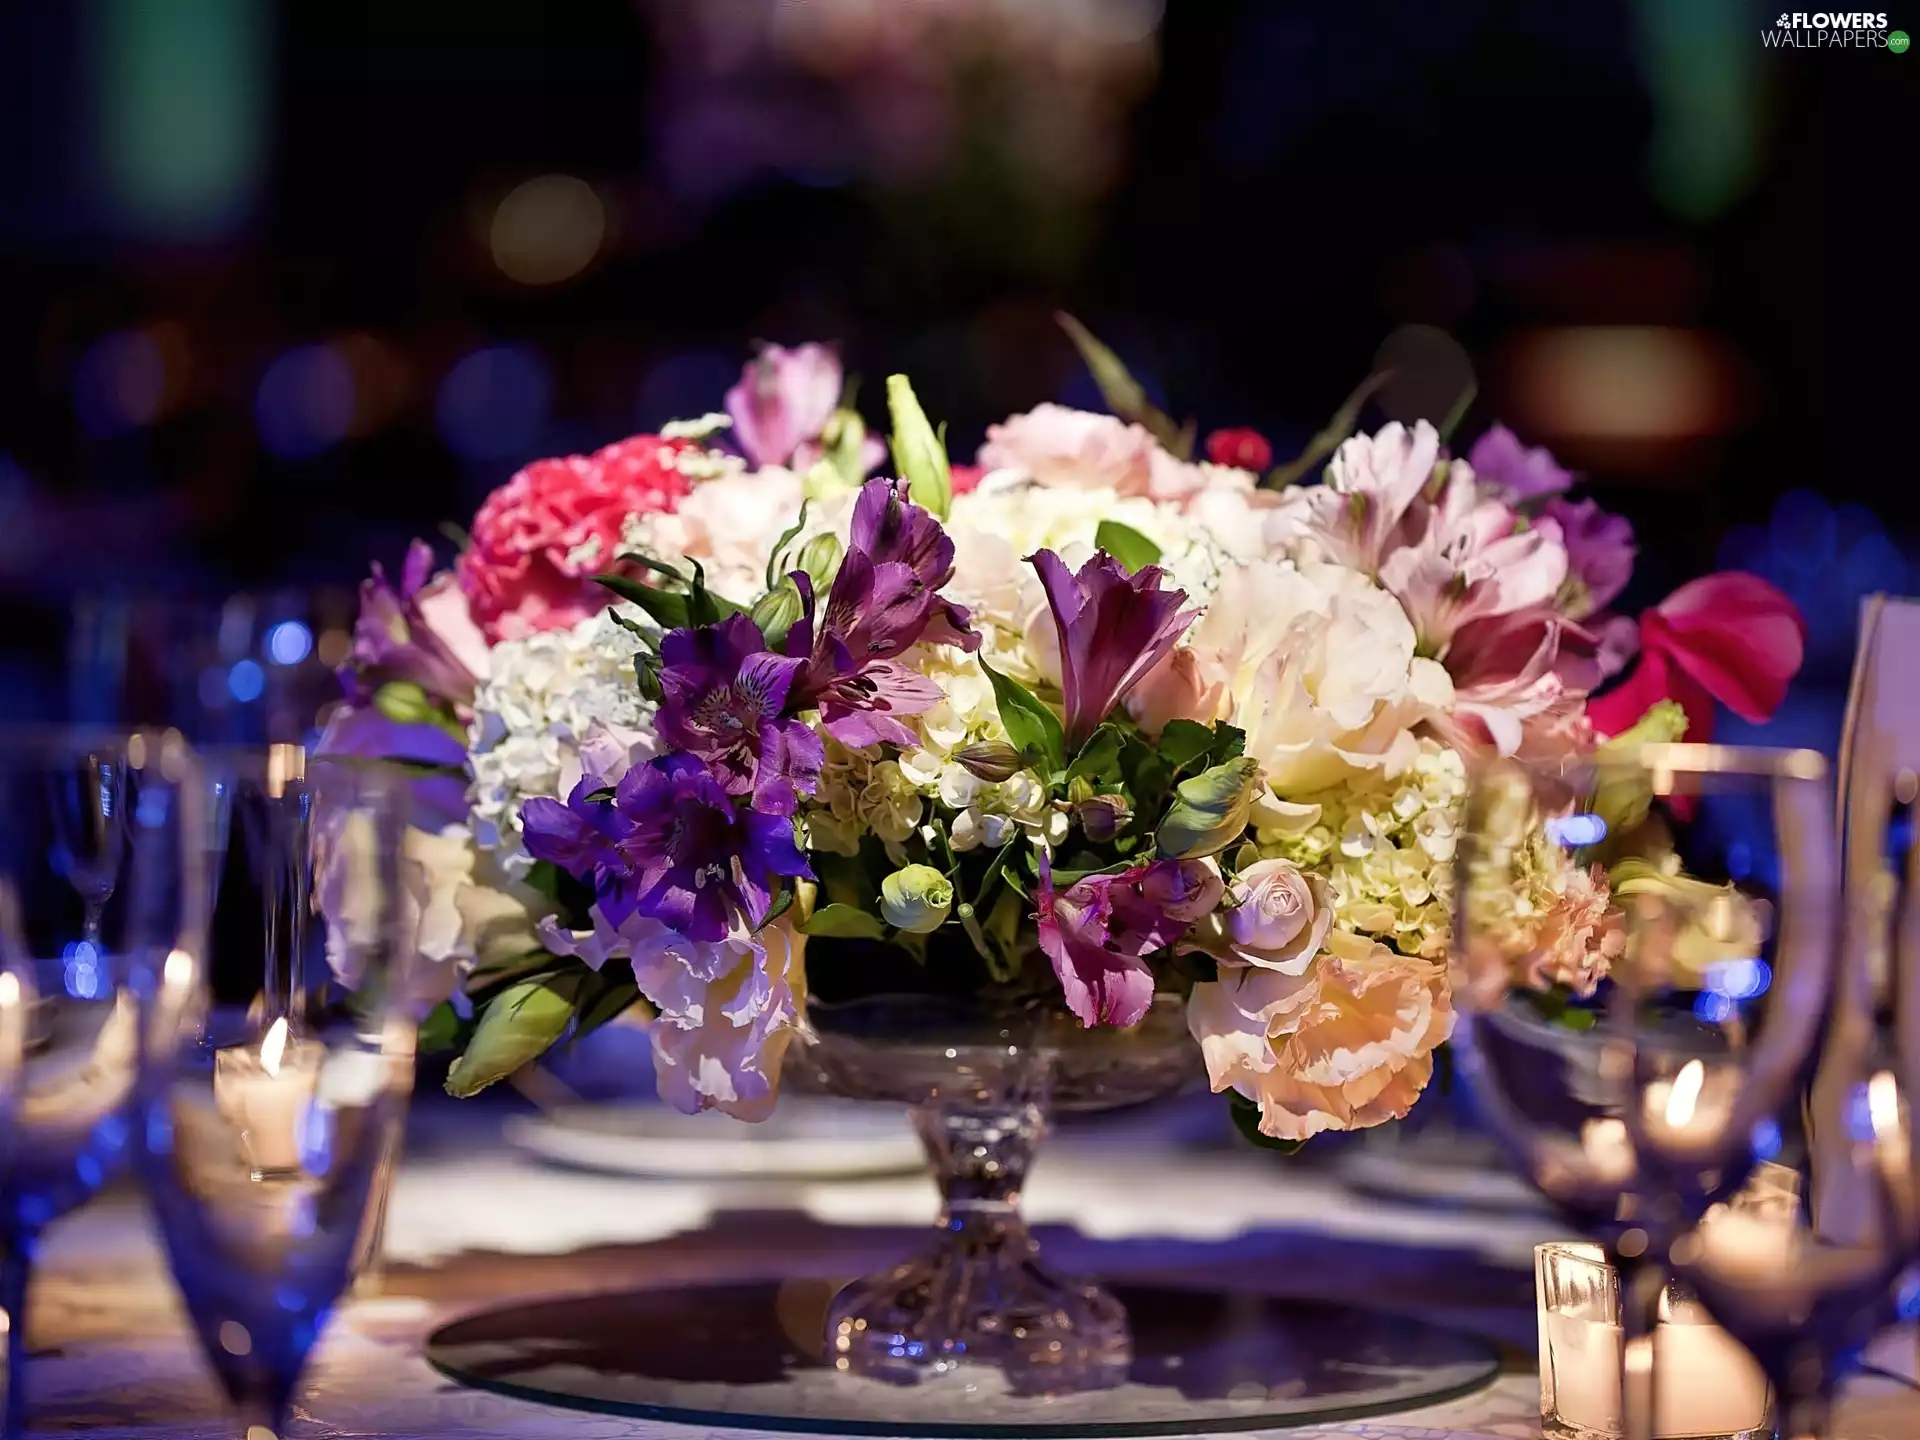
[468,605,656,878]
[1255,738,1466,960]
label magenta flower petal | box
[1468,424,1573,501]
[1029,549,1196,749]
[1035,853,1217,1029]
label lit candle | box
[1539,1213,1786,1440]
[213,1018,321,1176]
[1642,1058,1737,1149]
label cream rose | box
[1155,558,1454,797]
[1194,859,1334,975]
[1187,931,1453,1142]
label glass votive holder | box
[1536,1242,1773,1440]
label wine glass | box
[1452,742,1839,1440]
[0,728,209,1440]
[136,752,415,1440]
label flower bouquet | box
[324,324,1805,1387]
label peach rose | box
[1187,931,1453,1142]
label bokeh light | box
[227,658,265,703]
[255,344,356,460]
[1501,326,1742,442]
[636,351,739,430]
[73,329,167,437]
[437,345,554,462]
[489,174,606,286]
[265,620,313,666]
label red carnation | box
[1205,427,1272,473]
[458,435,695,642]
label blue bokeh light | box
[266,619,314,666]
[256,344,356,460]
[228,658,265,703]
[1544,812,1608,849]
[437,345,553,462]
[1705,957,1771,1000]
[73,329,167,438]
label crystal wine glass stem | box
[0,1233,34,1440]
[234,1393,293,1440]
[1616,1255,1663,1440]
[915,1096,1043,1244]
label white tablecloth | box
[21,1105,1920,1439]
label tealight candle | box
[213,1018,322,1176]
[1537,1235,1776,1440]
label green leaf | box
[1067,724,1125,784]
[615,553,688,585]
[764,502,813,592]
[980,658,1065,773]
[1157,719,1217,769]
[445,971,585,1098]
[1093,520,1162,574]
[596,574,690,630]
[605,608,656,646]
[1227,1091,1307,1156]
[574,964,643,1043]
[801,903,889,940]
[1207,723,1247,765]
[1056,312,1191,459]
[1265,370,1393,489]
[887,374,952,519]
[419,1000,469,1054]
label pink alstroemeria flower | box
[724,343,844,470]
[1030,549,1197,750]
[1587,572,1806,744]
[1377,466,1569,657]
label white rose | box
[1181,558,1453,796]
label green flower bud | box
[880,864,954,934]
[750,578,805,649]
[796,532,843,590]
[1156,757,1261,859]
[1593,700,1689,836]
[887,374,952,520]
[819,406,870,489]
[954,741,1022,783]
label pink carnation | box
[978,403,1157,495]
[458,435,695,642]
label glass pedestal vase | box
[792,993,1197,1396]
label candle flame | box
[164,947,195,990]
[1869,1070,1902,1139]
[1665,1059,1706,1127]
[260,1016,290,1078]
[0,972,18,1010]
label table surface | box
[20,1100,1920,1440]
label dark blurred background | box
[0,0,1913,750]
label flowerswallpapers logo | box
[1764,10,1906,46]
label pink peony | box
[457,435,695,642]
[978,403,1157,495]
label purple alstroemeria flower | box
[345,539,490,706]
[847,477,977,649]
[786,478,978,748]
[1467,424,1573,503]
[725,343,843,470]
[1542,496,1636,619]
[520,756,811,944]
[1030,549,1197,750]
[1036,853,1223,1029]
[656,612,824,815]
